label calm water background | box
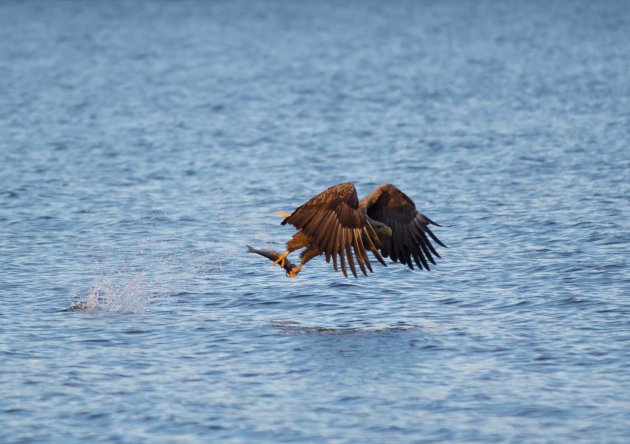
[1,0,629,442]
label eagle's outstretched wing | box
[361,184,445,271]
[282,182,385,277]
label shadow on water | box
[270,320,426,335]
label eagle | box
[269,182,445,278]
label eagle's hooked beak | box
[367,216,393,237]
[376,223,393,237]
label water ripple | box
[1,0,629,443]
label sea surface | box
[1,1,629,442]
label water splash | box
[68,273,150,313]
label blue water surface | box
[1,0,629,442]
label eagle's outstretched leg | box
[287,245,320,278]
[273,231,311,269]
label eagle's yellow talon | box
[287,264,302,278]
[272,251,289,268]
